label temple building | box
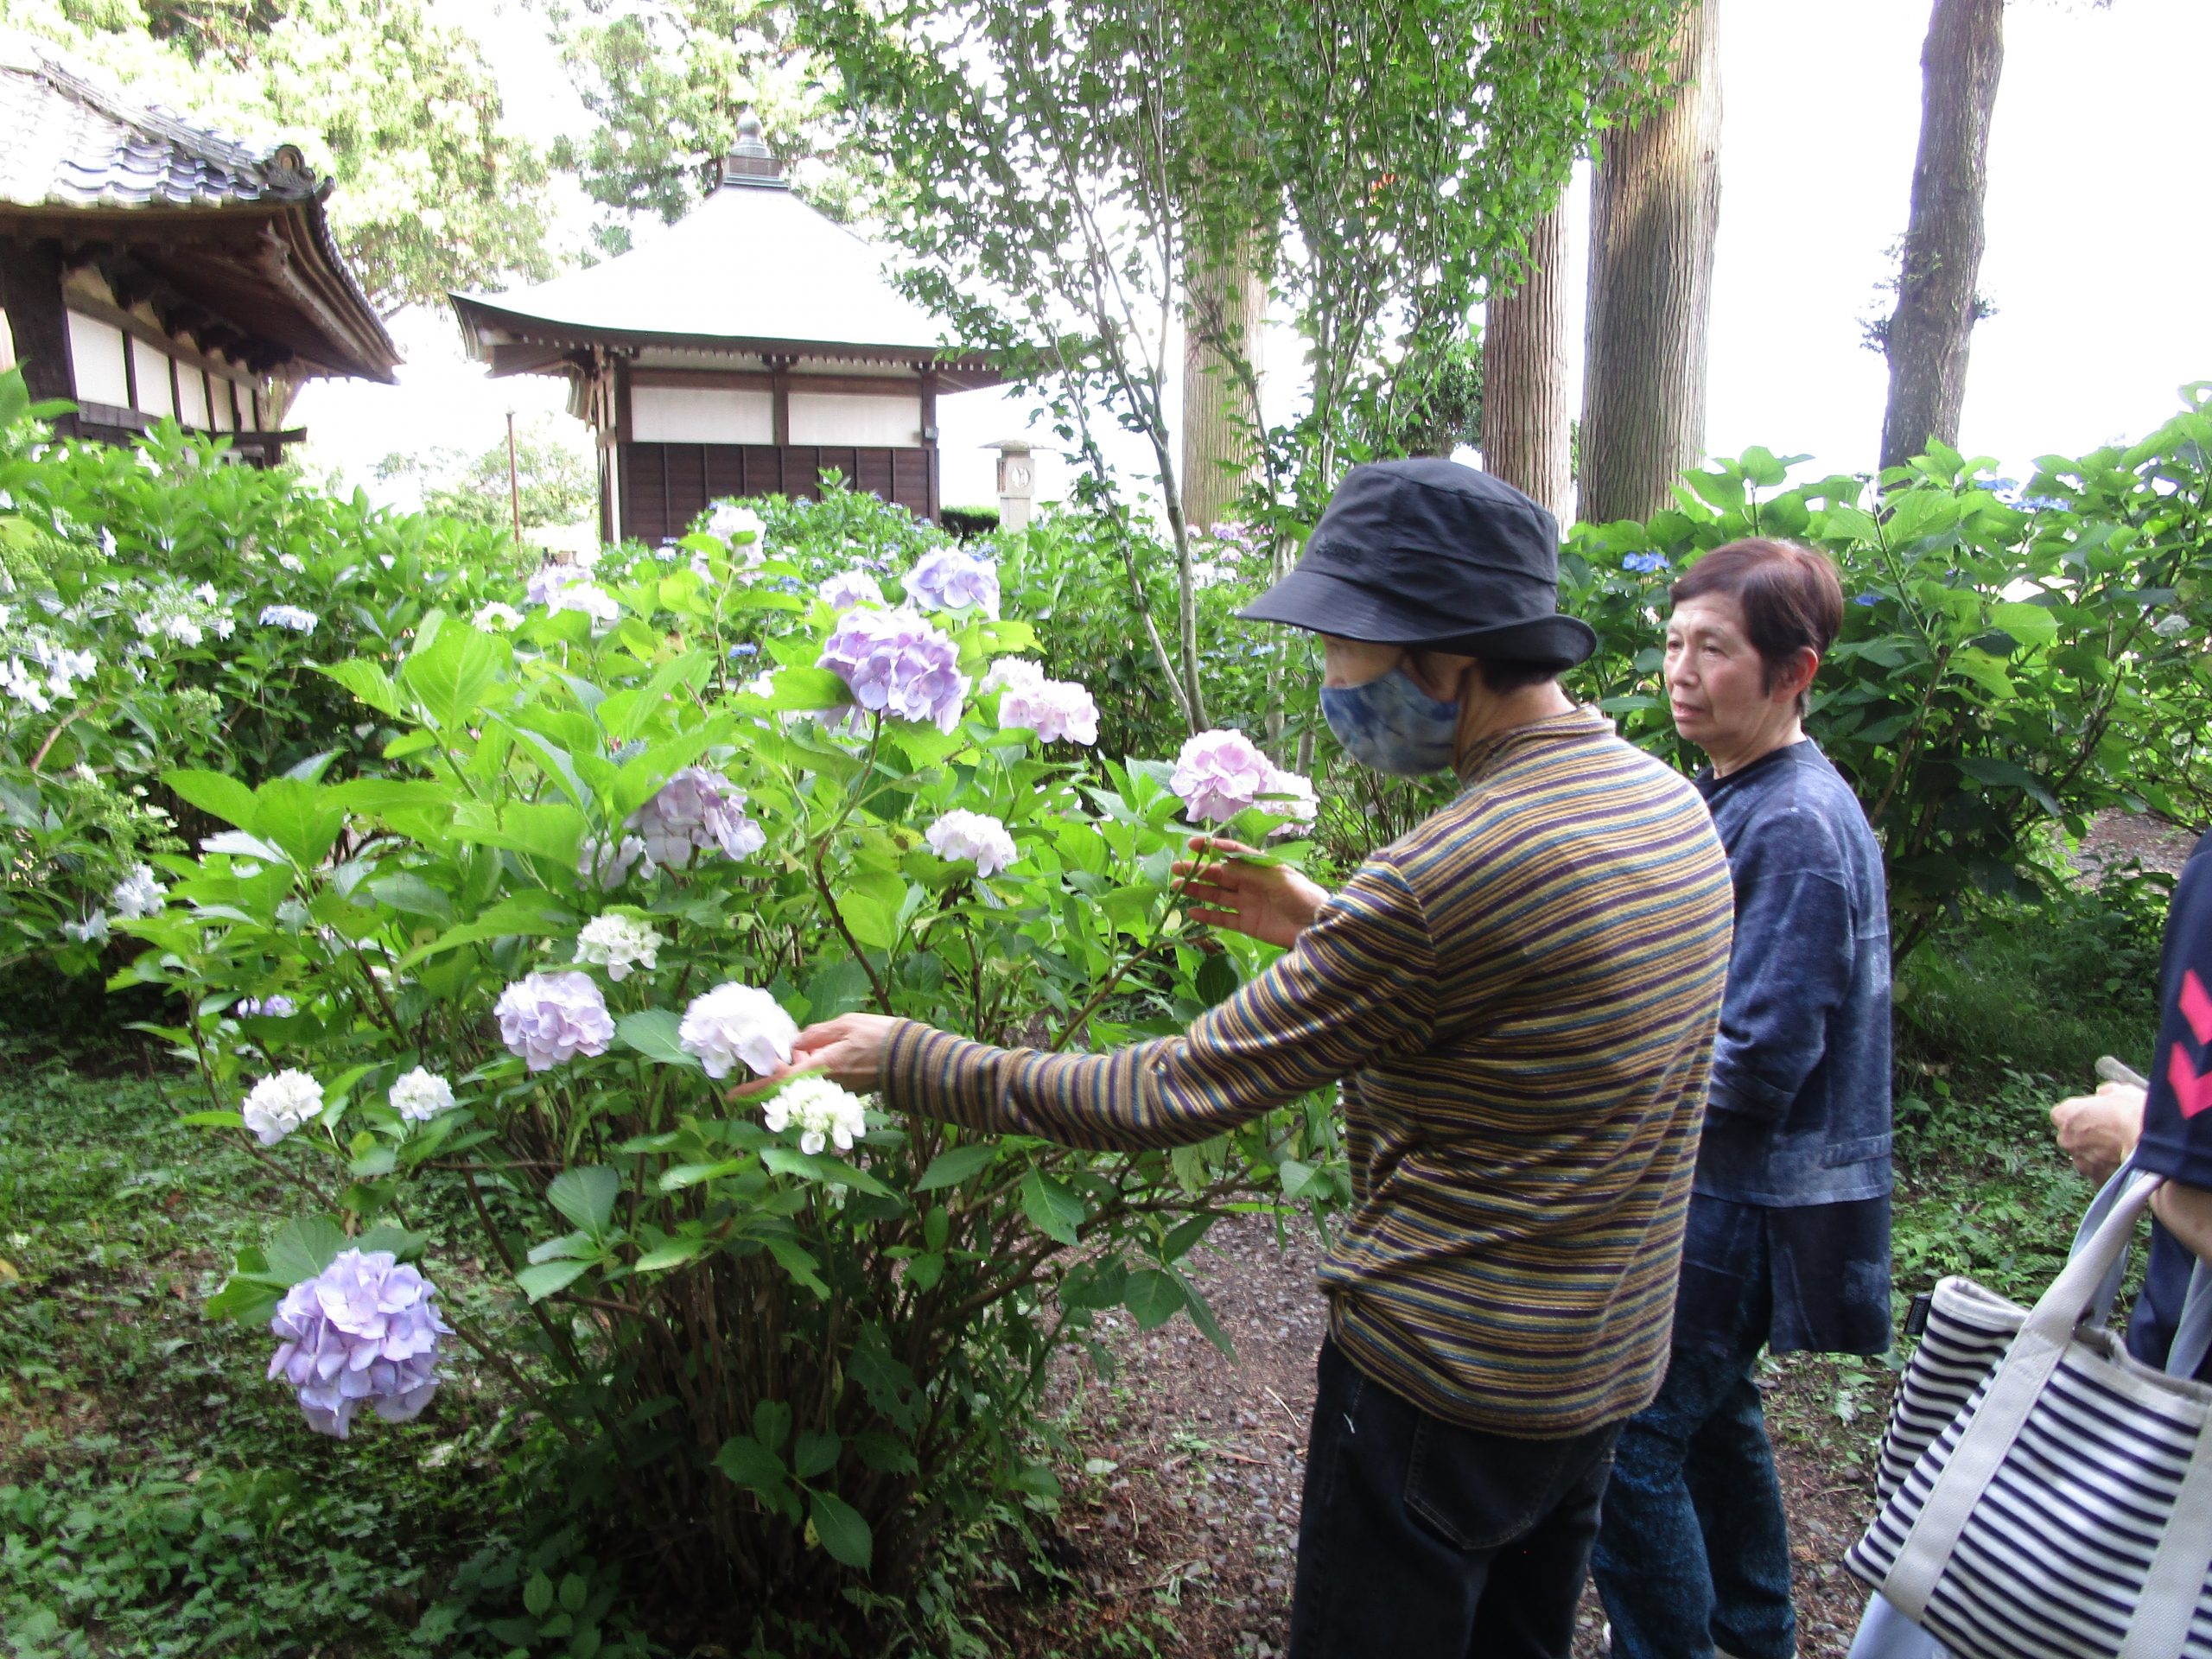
[0,37,399,463]
[449,115,1001,545]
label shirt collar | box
[1453,704,1614,788]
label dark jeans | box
[1590,1224,1795,1659]
[1287,1337,1622,1659]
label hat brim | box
[1237,564,1598,669]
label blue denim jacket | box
[1690,741,1893,1207]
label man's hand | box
[2051,1080,2145,1185]
[1173,836,1328,950]
[728,1012,899,1097]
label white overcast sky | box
[295,0,2212,517]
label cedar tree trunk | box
[1580,0,1723,526]
[1179,238,1266,536]
[1878,0,2005,472]
[1480,198,1573,523]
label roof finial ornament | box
[717,110,785,190]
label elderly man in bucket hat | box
[756,460,1734,1657]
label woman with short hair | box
[1592,537,1896,1659]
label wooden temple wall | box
[620,441,938,544]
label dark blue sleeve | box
[1707,807,1856,1121]
[2133,838,2212,1192]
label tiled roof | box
[0,35,318,212]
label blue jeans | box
[1590,1229,1795,1659]
[1288,1337,1621,1659]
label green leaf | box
[658,1160,749,1192]
[915,1142,1000,1191]
[400,620,510,731]
[1122,1268,1184,1331]
[315,658,404,717]
[1020,1168,1084,1246]
[768,667,855,711]
[250,779,347,869]
[632,1236,709,1272]
[760,1146,894,1198]
[524,1571,554,1618]
[448,800,586,868]
[836,888,899,952]
[516,1259,591,1301]
[265,1216,347,1286]
[766,1236,830,1298]
[1167,1264,1236,1359]
[206,1274,283,1325]
[808,1491,872,1571]
[714,1434,787,1493]
[792,1430,841,1479]
[547,1166,620,1236]
[179,1109,245,1129]
[617,1009,702,1069]
[804,956,877,1022]
[1194,951,1240,1007]
[851,1430,918,1476]
[1278,1158,1319,1198]
[162,769,258,831]
[1991,599,2059,648]
[753,1398,792,1450]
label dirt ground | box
[998,1211,1885,1658]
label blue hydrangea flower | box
[1623,551,1671,575]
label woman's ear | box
[1778,646,1821,703]
[1402,649,1476,703]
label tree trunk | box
[1878,0,2005,473]
[1580,0,1723,527]
[1179,237,1265,536]
[1479,198,1573,523]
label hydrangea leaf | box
[714,1434,786,1494]
[161,769,258,831]
[516,1259,591,1302]
[851,1431,919,1477]
[807,1491,872,1572]
[314,658,404,718]
[914,1143,999,1192]
[547,1166,620,1237]
[1166,1263,1237,1360]
[766,1238,830,1299]
[250,779,346,870]
[399,620,511,734]
[760,1147,894,1200]
[791,1430,840,1479]
[618,1010,703,1071]
[753,1399,793,1451]
[265,1216,347,1287]
[1020,1168,1084,1246]
[1122,1268,1184,1331]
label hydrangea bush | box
[117,499,1338,1635]
[0,378,524,976]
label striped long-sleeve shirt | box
[880,706,1734,1435]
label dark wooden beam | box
[0,237,74,404]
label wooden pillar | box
[919,368,940,524]
[0,238,74,407]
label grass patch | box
[0,1042,643,1659]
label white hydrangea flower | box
[1260,765,1319,834]
[258,604,319,632]
[979,657,1047,696]
[760,1075,869,1156]
[163,614,205,646]
[2,658,51,712]
[677,982,798,1080]
[573,914,662,982]
[243,1069,323,1147]
[110,863,165,919]
[925,809,1019,878]
[60,911,109,944]
[705,502,765,549]
[389,1066,457,1123]
[524,563,585,607]
[276,552,306,575]
[473,601,524,632]
[192,582,219,607]
[819,569,885,613]
[548,582,620,627]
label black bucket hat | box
[1238,459,1597,668]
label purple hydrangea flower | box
[237,994,296,1019]
[1171,730,1275,823]
[579,832,647,890]
[817,609,970,734]
[625,768,766,869]
[820,569,886,613]
[493,971,615,1071]
[902,547,1001,619]
[524,563,587,607]
[267,1249,449,1439]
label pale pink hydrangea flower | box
[677,982,798,1080]
[1000,677,1099,745]
[1171,729,1274,823]
[493,971,615,1071]
[925,809,1019,878]
[267,1249,448,1439]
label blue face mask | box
[1319,665,1461,777]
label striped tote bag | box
[1846,1176,2212,1659]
